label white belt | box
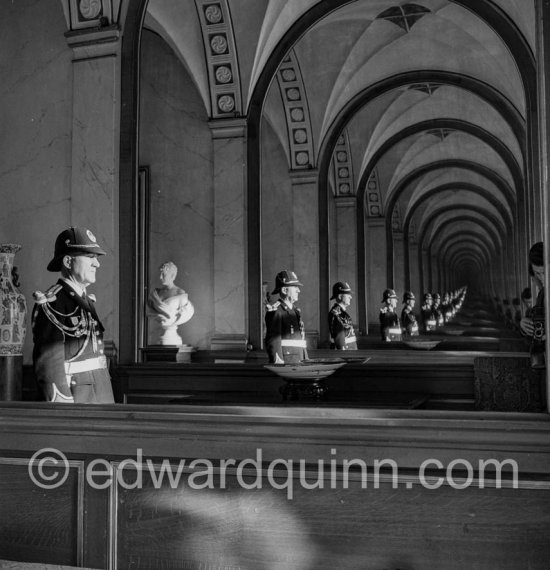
[388,328,402,335]
[65,355,107,375]
[426,320,436,326]
[281,339,307,348]
[345,335,357,344]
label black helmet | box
[272,270,303,294]
[382,288,398,302]
[331,281,353,300]
[402,291,415,302]
[47,227,106,272]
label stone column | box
[409,243,420,297]
[63,6,122,359]
[290,170,319,346]
[393,233,405,297]
[366,218,386,326]
[419,248,429,294]
[209,119,248,350]
[335,196,357,322]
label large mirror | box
[136,0,534,361]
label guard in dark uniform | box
[379,288,402,342]
[420,293,436,333]
[328,281,357,350]
[432,293,444,327]
[264,270,308,364]
[441,292,454,323]
[401,291,419,338]
[32,227,114,403]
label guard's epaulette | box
[266,301,281,312]
[331,304,342,314]
[380,306,388,314]
[33,284,62,305]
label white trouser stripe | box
[281,339,307,348]
[64,355,107,375]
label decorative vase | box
[0,244,27,356]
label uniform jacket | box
[379,306,401,341]
[433,304,444,326]
[265,299,308,363]
[421,304,437,332]
[32,279,113,403]
[328,303,357,350]
[401,306,419,337]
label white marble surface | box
[261,120,294,283]
[212,132,246,338]
[335,197,357,323]
[409,244,421,297]
[141,31,215,349]
[0,3,72,364]
[393,233,405,296]
[71,53,118,345]
[366,219,386,326]
[292,175,319,334]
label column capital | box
[65,25,120,52]
[208,118,247,139]
[368,218,386,228]
[289,169,318,185]
[61,0,121,52]
[334,196,356,208]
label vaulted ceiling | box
[144,0,535,292]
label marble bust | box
[148,261,194,345]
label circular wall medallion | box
[338,167,349,178]
[205,4,223,24]
[336,151,347,162]
[210,35,228,55]
[290,108,304,122]
[293,129,307,144]
[218,95,235,113]
[368,180,377,189]
[339,183,350,194]
[370,206,380,216]
[369,193,379,202]
[337,135,345,145]
[215,66,232,84]
[286,88,300,101]
[281,69,296,82]
[295,151,309,166]
[79,0,102,19]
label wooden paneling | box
[0,404,549,569]
[0,460,82,566]
[113,349,484,405]
[114,467,550,570]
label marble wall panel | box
[71,54,118,344]
[292,177,319,335]
[393,233,405,298]
[212,133,246,337]
[261,121,293,293]
[335,198,358,323]
[140,31,214,349]
[0,2,72,363]
[366,219,386,325]
[409,244,421,299]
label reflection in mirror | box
[147,261,194,346]
[138,28,214,352]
